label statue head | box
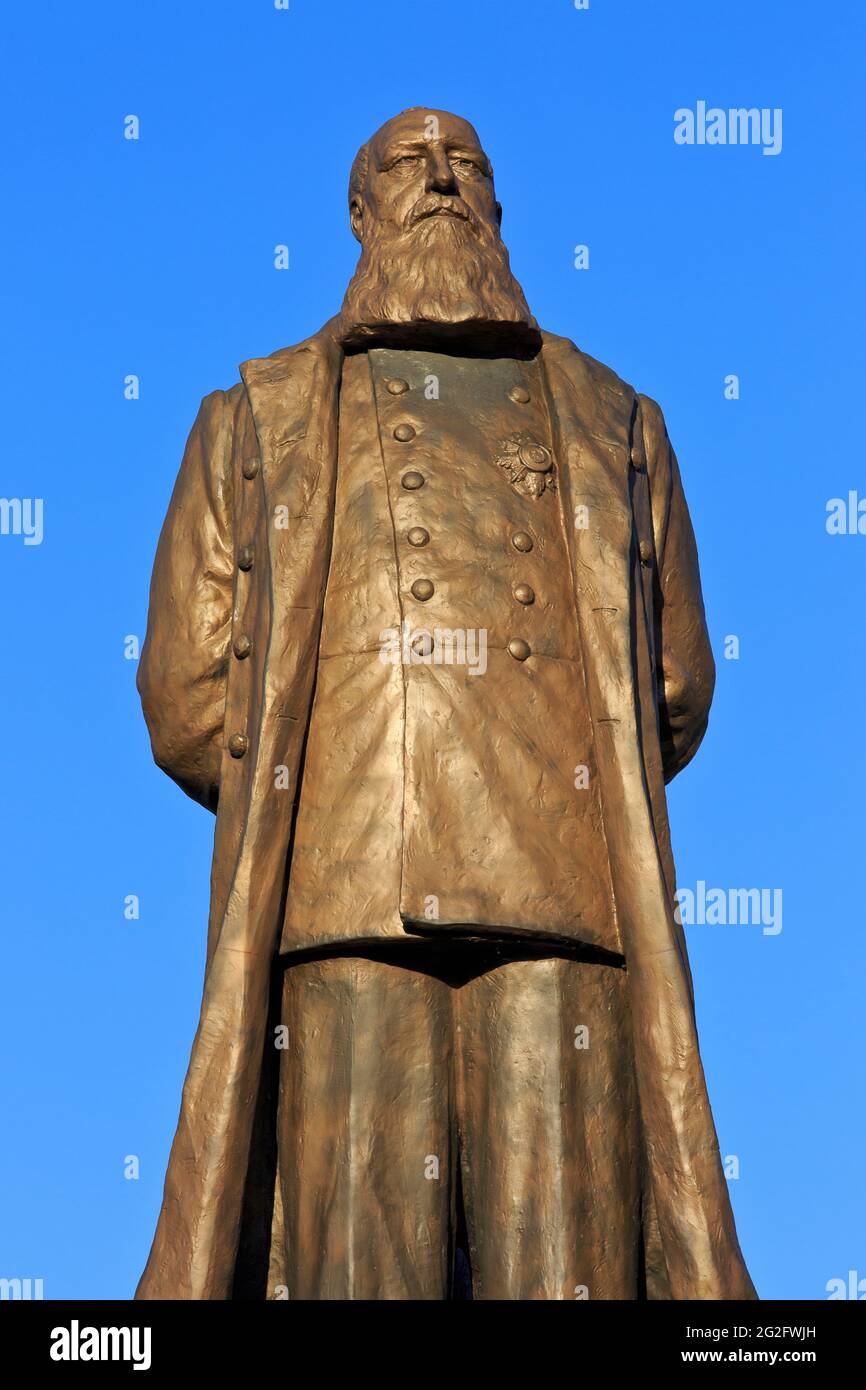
[337,108,538,349]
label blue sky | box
[1,0,864,1299]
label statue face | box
[351,110,501,244]
[338,107,536,348]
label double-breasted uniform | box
[135,321,755,1300]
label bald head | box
[348,108,498,243]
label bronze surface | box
[135,108,755,1300]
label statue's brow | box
[378,138,487,165]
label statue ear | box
[350,196,364,243]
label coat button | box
[508,385,531,404]
[639,540,653,566]
[407,526,430,547]
[508,638,531,661]
[412,632,434,657]
[518,442,552,473]
[394,423,416,442]
[386,378,410,395]
[233,634,252,659]
[511,530,533,553]
[238,543,254,571]
[242,457,260,480]
[411,578,434,601]
[401,471,425,490]
[228,733,248,758]
[513,582,535,605]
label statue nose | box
[425,145,456,193]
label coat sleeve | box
[638,393,715,783]
[138,389,235,812]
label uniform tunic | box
[280,346,619,955]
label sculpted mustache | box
[404,195,479,230]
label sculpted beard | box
[338,198,538,347]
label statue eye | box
[451,157,482,176]
[389,155,421,172]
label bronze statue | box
[135,108,756,1300]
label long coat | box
[135,321,756,1300]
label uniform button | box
[513,583,535,605]
[508,638,532,662]
[518,442,552,473]
[639,540,653,566]
[511,530,533,553]
[411,578,434,601]
[412,632,434,657]
[233,634,252,659]
[228,733,248,758]
[407,526,430,547]
[394,422,416,442]
[386,378,410,395]
[242,456,260,480]
[402,471,425,490]
[508,385,531,404]
[238,543,255,571]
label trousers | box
[275,942,646,1300]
